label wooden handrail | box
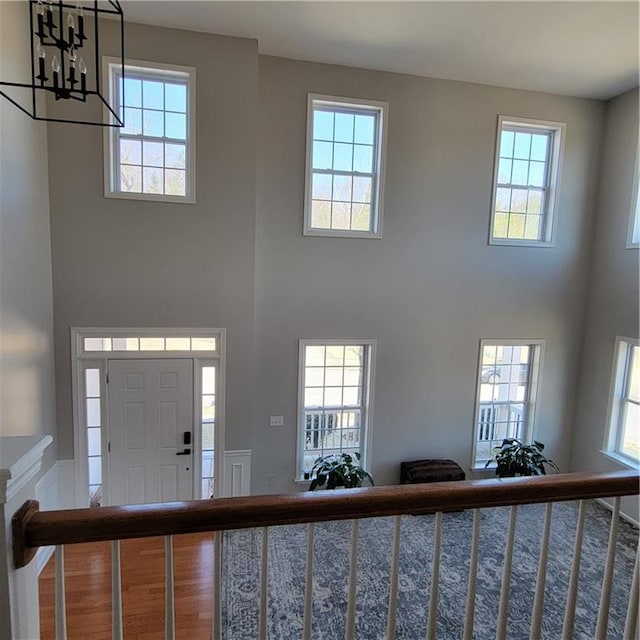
[13,470,639,568]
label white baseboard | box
[595,497,640,528]
[223,450,251,497]
[34,460,76,573]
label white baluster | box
[345,519,359,640]
[529,502,553,640]
[386,515,402,640]
[495,505,518,640]
[55,545,68,640]
[463,509,481,640]
[212,531,223,640]
[595,497,621,639]
[111,540,123,640]
[259,527,269,640]
[562,499,586,639]
[624,543,639,640]
[425,511,442,640]
[303,522,315,640]
[165,535,175,640]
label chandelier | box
[0,1,124,127]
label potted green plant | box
[308,452,374,490]
[486,438,559,477]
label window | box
[604,337,640,465]
[472,340,544,468]
[490,116,565,246]
[627,153,639,248]
[104,58,195,203]
[304,94,388,238]
[297,340,376,479]
[84,367,103,507]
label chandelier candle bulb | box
[79,56,86,93]
[51,54,60,91]
[45,2,53,30]
[67,12,74,44]
[77,5,85,41]
[36,1,44,36]
[68,46,76,84]
[37,43,46,82]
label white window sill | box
[303,228,382,240]
[104,190,195,205]
[600,449,640,470]
[489,238,555,248]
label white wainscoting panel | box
[222,450,251,497]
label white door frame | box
[70,327,226,507]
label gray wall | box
[47,22,258,457]
[0,2,57,467]
[253,55,605,492]
[571,88,639,520]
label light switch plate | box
[269,415,284,427]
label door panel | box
[108,359,193,505]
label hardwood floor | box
[39,533,215,640]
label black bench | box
[400,459,465,484]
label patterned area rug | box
[221,500,638,639]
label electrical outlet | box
[268,474,276,486]
[269,415,284,427]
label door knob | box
[176,448,191,456]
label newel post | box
[0,435,52,640]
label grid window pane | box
[492,122,557,242]
[334,113,354,142]
[143,141,164,167]
[120,165,142,192]
[165,337,190,350]
[354,115,375,144]
[165,83,186,112]
[314,110,334,140]
[475,343,537,466]
[165,112,186,140]
[120,139,141,165]
[123,78,142,108]
[191,337,216,351]
[112,67,192,199]
[333,175,352,202]
[122,107,142,135]
[311,201,331,228]
[85,368,100,398]
[332,202,350,230]
[308,100,384,234]
[88,428,101,457]
[165,169,186,196]
[300,343,370,476]
[143,81,164,109]
[143,167,163,194]
[143,109,164,137]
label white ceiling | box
[122,1,639,100]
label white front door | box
[107,358,194,505]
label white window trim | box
[626,148,639,249]
[602,336,640,469]
[489,115,566,248]
[296,338,377,482]
[102,56,196,204]
[303,93,388,239]
[471,338,545,470]
[70,327,226,506]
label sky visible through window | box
[117,74,188,197]
[310,104,377,232]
